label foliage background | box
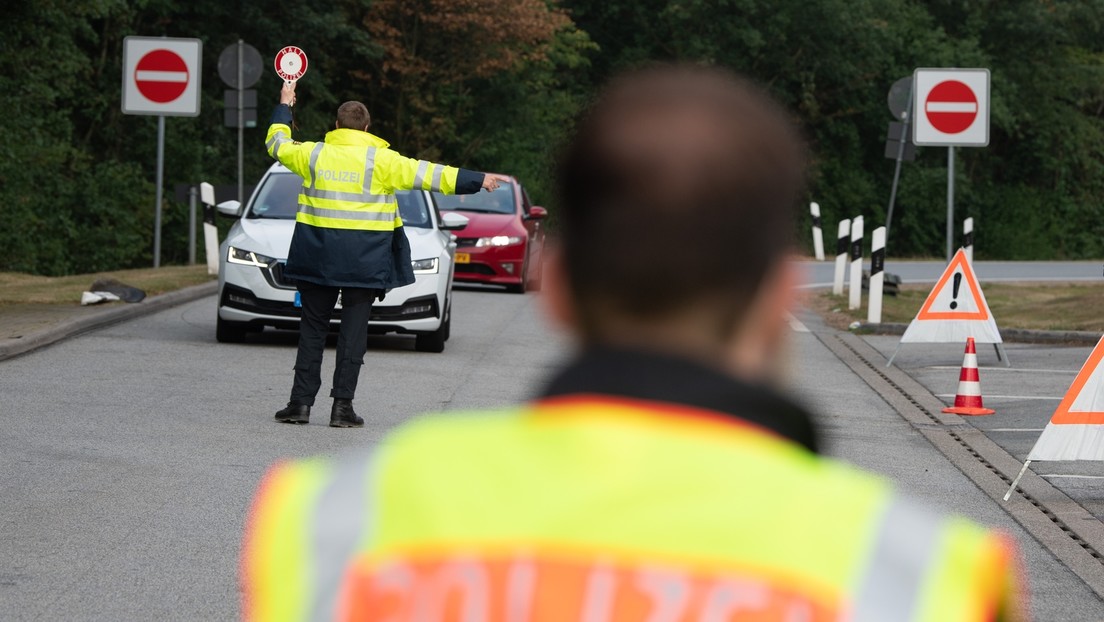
[2,0,1102,274]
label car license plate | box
[455,253,470,264]
[295,292,341,308]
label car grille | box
[455,237,479,248]
[263,262,297,290]
[455,263,496,276]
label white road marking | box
[1040,474,1104,480]
[935,393,1062,401]
[928,366,1075,374]
[786,314,809,333]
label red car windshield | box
[435,184,515,215]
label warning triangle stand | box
[1004,335,1104,501]
[886,248,1008,367]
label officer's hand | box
[481,173,510,192]
[280,81,297,107]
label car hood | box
[441,211,516,238]
[226,218,443,261]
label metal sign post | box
[947,147,955,262]
[154,116,165,268]
[238,40,244,207]
[913,68,989,263]
[885,76,914,238]
[218,41,262,208]
[121,36,202,268]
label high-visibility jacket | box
[242,349,1025,622]
[264,104,483,289]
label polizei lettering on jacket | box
[317,169,361,183]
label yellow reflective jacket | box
[242,349,1025,622]
[264,104,481,288]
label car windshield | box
[246,172,433,228]
[434,184,515,215]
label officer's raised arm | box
[264,82,313,177]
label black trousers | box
[290,281,379,406]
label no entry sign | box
[912,68,989,146]
[135,50,189,103]
[122,36,202,116]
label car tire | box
[415,310,449,353]
[216,314,249,343]
[442,297,452,342]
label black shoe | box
[330,399,364,428]
[275,402,310,424]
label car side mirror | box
[527,205,548,220]
[216,200,242,218]
[440,212,469,231]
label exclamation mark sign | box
[950,272,962,310]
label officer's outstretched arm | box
[386,153,487,195]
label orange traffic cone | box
[942,337,995,416]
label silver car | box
[215,163,469,352]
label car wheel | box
[216,314,248,343]
[442,297,452,342]
[415,312,449,353]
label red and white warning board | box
[899,248,1002,344]
[274,46,309,83]
[122,36,202,117]
[912,68,989,147]
[1026,336,1104,461]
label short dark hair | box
[336,101,371,130]
[556,65,806,341]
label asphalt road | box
[3,287,1104,619]
[865,335,1104,518]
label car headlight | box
[227,247,276,267]
[475,235,523,247]
[411,257,439,274]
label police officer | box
[243,67,1025,620]
[266,82,508,428]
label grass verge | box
[806,282,1104,333]
[0,266,214,306]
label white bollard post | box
[810,202,825,261]
[848,216,864,311]
[964,217,974,264]
[200,182,219,276]
[868,226,886,324]
[832,218,850,295]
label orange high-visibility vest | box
[242,397,1024,621]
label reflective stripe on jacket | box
[241,398,1024,622]
[264,104,479,289]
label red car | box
[435,176,547,293]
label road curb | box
[855,322,1103,345]
[0,281,217,362]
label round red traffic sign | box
[134,49,189,103]
[924,80,978,134]
[274,46,308,82]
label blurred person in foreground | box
[242,65,1026,621]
